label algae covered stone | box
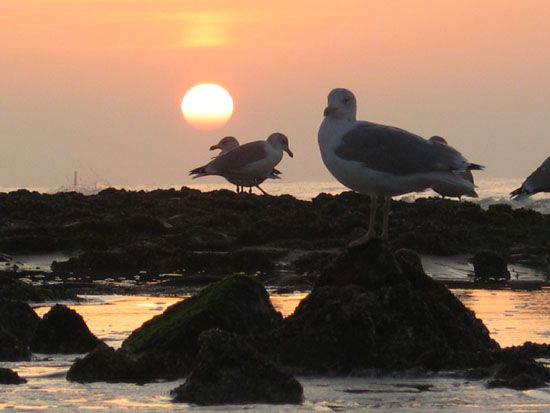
[120,275,281,377]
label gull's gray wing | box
[335,121,471,175]
[524,156,550,191]
[206,141,268,174]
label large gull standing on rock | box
[428,136,478,200]
[318,88,483,244]
[190,133,292,195]
[510,156,550,200]
[208,136,282,194]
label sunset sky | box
[1,0,549,188]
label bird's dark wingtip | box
[468,163,485,171]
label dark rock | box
[121,276,281,379]
[503,341,550,359]
[487,357,549,390]
[171,329,303,405]
[0,299,40,344]
[0,274,76,302]
[278,241,499,374]
[67,344,152,383]
[0,326,31,361]
[0,367,26,384]
[472,250,510,282]
[31,304,102,354]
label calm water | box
[1,291,549,412]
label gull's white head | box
[267,132,293,157]
[323,88,357,121]
[210,136,239,153]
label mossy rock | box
[122,275,281,358]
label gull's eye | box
[343,98,350,104]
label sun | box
[181,83,234,131]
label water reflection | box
[453,288,550,347]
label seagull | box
[190,133,292,195]
[510,156,550,200]
[318,88,483,244]
[428,136,478,200]
[209,136,240,156]
[208,136,282,194]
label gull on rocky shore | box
[191,133,292,195]
[318,88,483,244]
[511,156,550,200]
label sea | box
[0,179,549,411]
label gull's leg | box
[349,195,378,247]
[381,196,391,241]
[255,185,268,195]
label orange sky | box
[1,0,549,187]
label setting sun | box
[181,83,234,130]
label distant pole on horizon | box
[73,171,78,191]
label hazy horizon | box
[2,0,549,188]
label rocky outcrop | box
[67,275,282,381]
[472,250,510,282]
[171,329,303,405]
[277,240,500,374]
[0,299,40,345]
[0,367,26,384]
[487,357,550,390]
[30,304,102,354]
[0,275,75,302]
[0,326,31,361]
[1,189,548,278]
[66,344,152,384]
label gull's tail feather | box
[189,165,209,179]
[468,163,484,171]
[510,186,529,201]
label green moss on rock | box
[122,275,281,357]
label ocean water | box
[0,293,549,412]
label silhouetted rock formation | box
[31,304,102,354]
[171,329,303,405]
[0,367,26,385]
[0,299,40,345]
[0,326,30,361]
[67,344,152,384]
[472,250,511,282]
[0,189,547,279]
[67,276,282,382]
[278,240,500,373]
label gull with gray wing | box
[208,136,283,194]
[318,88,483,244]
[510,156,550,200]
[190,133,292,195]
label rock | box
[67,344,152,383]
[278,240,499,374]
[0,299,40,345]
[0,367,26,384]
[30,304,102,354]
[487,357,549,390]
[472,250,510,282]
[503,341,550,359]
[0,326,31,361]
[171,329,303,405]
[121,275,281,379]
[0,274,76,302]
